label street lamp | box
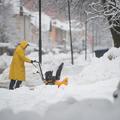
[39,0,42,63]
[20,0,26,40]
[0,0,2,6]
[84,11,88,60]
[0,0,2,4]
[68,0,74,65]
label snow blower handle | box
[32,61,45,81]
[32,63,41,75]
[38,62,45,81]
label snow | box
[0,56,7,70]
[52,19,83,31]
[0,53,11,73]
[31,12,51,32]
[77,57,120,84]
[52,19,69,31]
[0,47,120,120]
[9,0,31,15]
[8,0,20,14]
[0,43,10,47]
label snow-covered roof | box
[31,12,51,32]
[52,19,83,32]
[52,20,69,31]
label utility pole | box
[92,21,94,56]
[20,0,26,40]
[68,0,74,65]
[39,0,42,63]
[24,15,26,40]
[84,11,87,60]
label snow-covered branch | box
[86,0,120,33]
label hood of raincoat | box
[19,41,29,49]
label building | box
[9,0,39,44]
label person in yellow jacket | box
[9,41,34,90]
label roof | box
[31,12,51,32]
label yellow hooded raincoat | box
[9,41,31,81]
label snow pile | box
[0,53,11,74]
[44,98,120,120]
[0,85,120,120]
[104,47,120,60]
[0,58,7,72]
[77,48,120,84]
[0,53,12,88]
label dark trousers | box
[9,80,22,90]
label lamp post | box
[39,0,42,63]
[20,0,26,40]
[68,0,74,65]
[92,21,94,56]
[84,11,88,60]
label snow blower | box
[32,62,66,86]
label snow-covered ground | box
[0,47,120,120]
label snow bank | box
[0,109,42,120]
[0,86,120,120]
[77,48,120,84]
[0,58,7,72]
[104,47,120,60]
[44,98,120,120]
[0,54,12,87]
[0,53,11,75]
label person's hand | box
[31,60,37,63]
